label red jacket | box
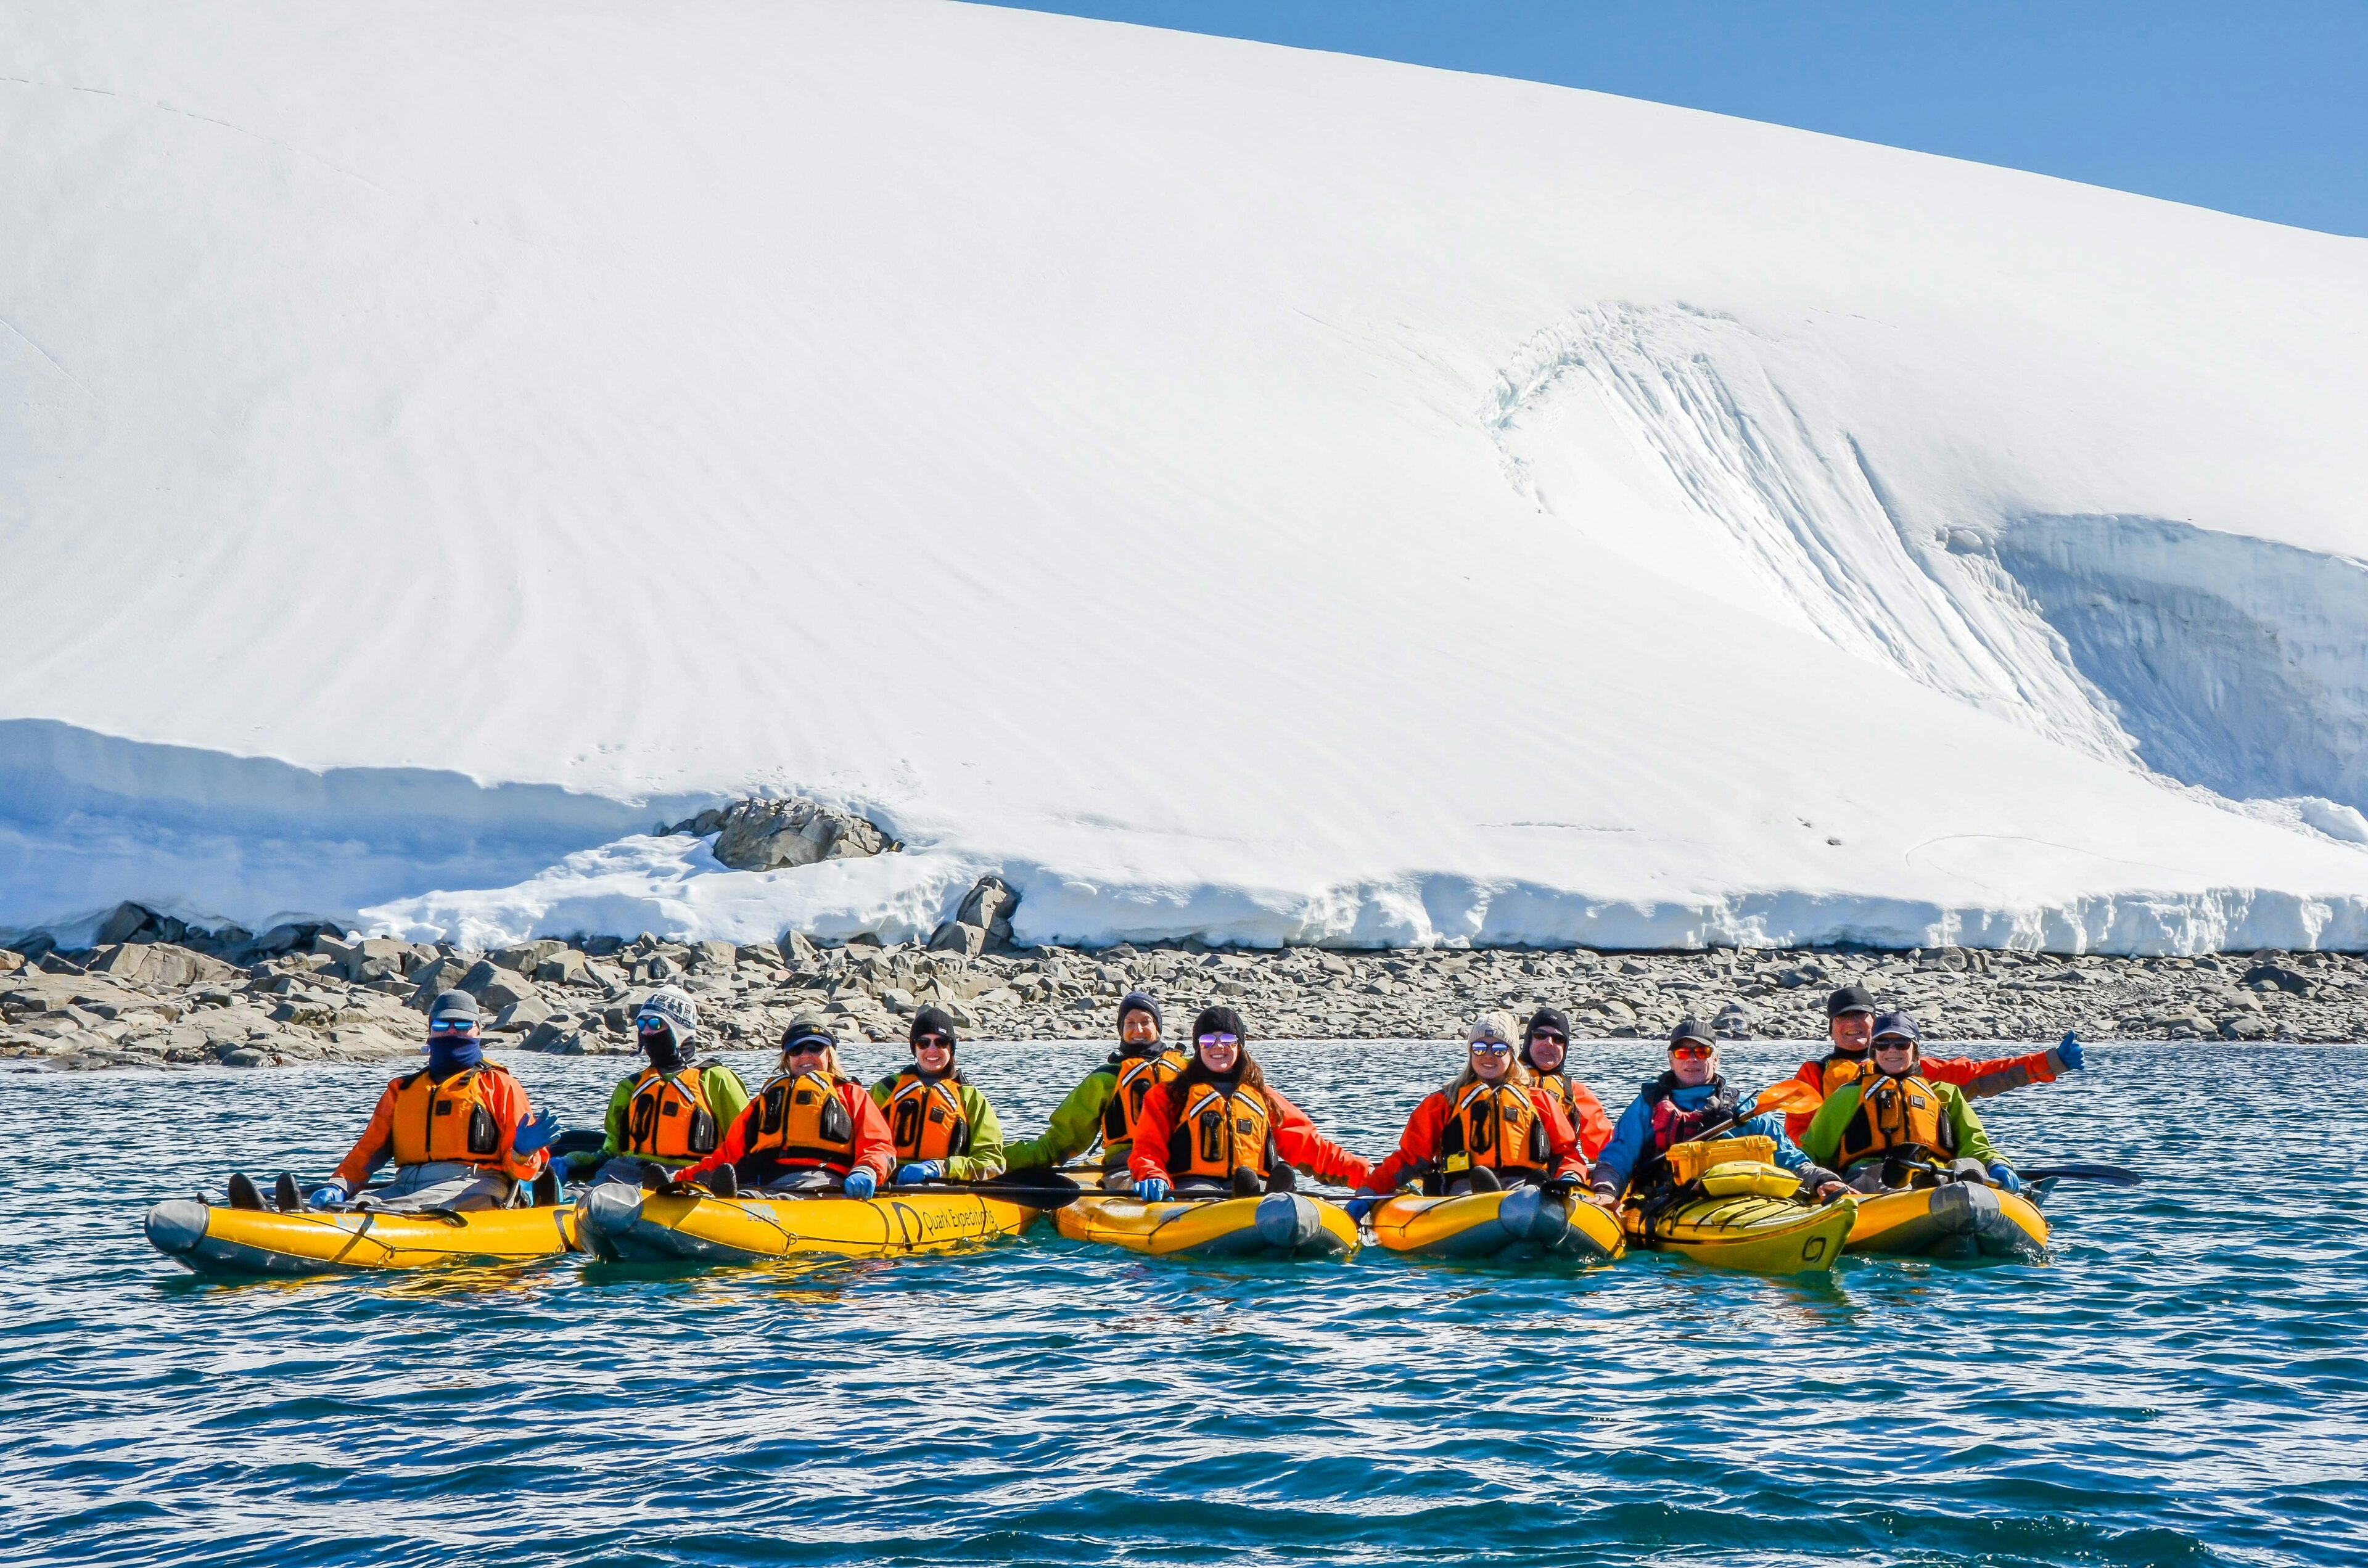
[676,1078,895,1188]
[1783,1045,2063,1141]
[1534,1073,1616,1160]
[1365,1082,1588,1194]
[1128,1078,1371,1189]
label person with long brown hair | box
[1351,1012,1589,1217]
[1124,1005,1370,1200]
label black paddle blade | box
[551,1130,607,1159]
[2020,1163,2143,1186]
[976,1170,1088,1209]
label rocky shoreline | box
[5,928,2362,1072]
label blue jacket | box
[1591,1079,1816,1194]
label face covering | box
[643,1026,684,1072]
[427,1033,485,1078]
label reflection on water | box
[2,1038,2362,1567]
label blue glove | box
[511,1109,561,1157]
[306,1184,348,1209]
[842,1168,878,1200]
[1135,1176,1172,1203]
[895,1161,944,1186]
[1344,1195,1378,1223]
[1988,1162,2022,1194]
[2057,1032,2084,1072]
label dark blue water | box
[3,1040,2360,1567]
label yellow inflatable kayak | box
[1370,1184,1624,1264]
[1621,1190,1857,1275]
[1056,1191,1359,1260]
[575,1183,1035,1263]
[1845,1180,2050,1262]
[144,1197,578,1276]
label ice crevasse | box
[2,0,2366,954]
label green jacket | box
[1003,1059,1122,1172]
[1801,1074,2000,1170]
[568,1059,752,1175]
[867,1072,1006,1181]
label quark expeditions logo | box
[886,1201,998,1248]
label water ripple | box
[2,1040,2362,1566]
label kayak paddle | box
[2019,1164,2143,1186]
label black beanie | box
[1117,990,1162,1035]
[1520,1006,1571,1069]
[909,1006,959,1050]
[1188,1004,1248,1045]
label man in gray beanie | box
[304,988,558,1212]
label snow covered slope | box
[4,0,2367,953]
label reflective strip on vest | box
[1100,1051,1187,1169]
[746,1070,858,1168]
[1168,1081,1272,1181]
[1442,1081,1548,1173]
[885,1072,971,1163]
[1838,1073,1952,1164]
[388,1066,503,1167]
[625,1064,720,1162]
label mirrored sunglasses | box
[428,1019,479,1034]
[1470,1041,1513,1056]
[1670,1043,1716,1060]
[1195,1032,1241,1048]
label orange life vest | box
[1836,1072,1954,1164]
[1167,1079,1273,1181]
[1531,1070,1589,1128]
[387,1065,504,1167]
[883,1071,972,1163]
[744,1070,858,1170]
[1439,1080,1550,1174]
[1100,1049,1188,1170]
[1818,1053,1868,1097]
[625,1062,720,1164]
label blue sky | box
[979,1,2368,238]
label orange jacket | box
[1127,1078,1371,1190]
[1364,1083,1587,1194]
[332,1063,544,1189]
[676,1079,896,1188]
[1783,1045,2062,1141]
[1535,1074,1616,1160]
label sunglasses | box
[1196,1032,1241,1048]
[1670,1043,1716,1061]
[783,1038,832,1056]
[636,1017,673,1033]
[1470,1041,1512,1057]
[1528,1031,1568,1047]
[1873,1037,1917,1051]
[913,1033,954,1050]
[428,1019,479,1035]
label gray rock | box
[928,920,987,958]
[956,876,1019,941]
[688,940,738,971]
[493,939,569,975]
[710,798,894,872]
[535,949,592,987]
[476,972,541,1011]
[780,930,822,967]
[492,995,554,1031]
